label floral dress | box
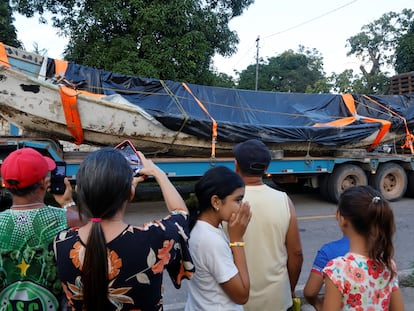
[323,252,399,311]
[53,211,194,311]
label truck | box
[2,44,414,203]
[1,134,414,204]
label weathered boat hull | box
[1,42,413,157]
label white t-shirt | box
[185,220,242,311]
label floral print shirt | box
[53,210,194,311]
[323,252,399,311]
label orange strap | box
[313,94,391,150]
[54,59,68,77]
[59,85,84,145]
[182,82,217,158]
[363,95,414,154]
[363,118,392,150]
[0,43,10,68]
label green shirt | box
[0,206,67,310]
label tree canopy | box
[0,2,21,48]
[395,23,414,74]
[9,0,253,85]
[237,46,330,93]
[346,9,414,93]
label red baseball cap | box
[1,148,56,189]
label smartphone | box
[50,161,66,194]
[114,140,144,177]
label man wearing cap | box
[232,139,303,311]
[0,147,84,310]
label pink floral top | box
[323,252,399,310]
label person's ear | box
[234,160,241,173]
[210,195,220,211]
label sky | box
[13,0,414,78]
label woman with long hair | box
[323,185,404,310]
[54,147,194,310]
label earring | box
[214,206,220,212]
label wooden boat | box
[1,42,414,157]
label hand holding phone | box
[50,161,66,194]
[114,140,144,177]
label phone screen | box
[114,140,143,176]
[50,162,66,194]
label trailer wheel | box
[405,171,414,198]
[369,163,407,201]
[327,164,368,203]
[318,174,331,201]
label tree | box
[237,46,330,93]
[10,0,253,85]
[346,9,414,93]
[395,23,414,74]
[0,1,21,48]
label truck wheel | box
[327,164,368,203]
[405,171,414,198]
[318,174,331,201]
[369,163,407,201]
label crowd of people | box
[0,139,405,310]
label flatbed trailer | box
[1,137,414,203]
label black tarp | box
[57,61,414,147]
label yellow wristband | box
[229,242,245,247]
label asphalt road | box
[124,187,414,310]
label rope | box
[160,80,189,149]
[182,82,217,159]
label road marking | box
[298,214,335,221]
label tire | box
[369,163,407,202]
[327,164,368,203]
[405,171,414,198]
[318,174,331,202]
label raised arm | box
[136,151,187,213]
[52,178,87,227]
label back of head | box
[189,166,244,229]
[76,147,133,309]
[1,147,56,196]
[76,147,133,219]
[233,139,271,176]
[338,185,395,270]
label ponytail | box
[82,221,108,310]
[338,186,396,280]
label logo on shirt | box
[0,281,58,310]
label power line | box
[225,0,360,75]
[263,0,359,39]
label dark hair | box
[338,185,395,279]
[7,181,42,197]
[189,166,244,230]
[0,188,13,211]
[76,147,133,310]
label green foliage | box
[237,46,330,93]
[0,2,21,48]
[395,23,414,74]
[346,9,414,93]
[10,0,253,85]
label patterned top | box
[323,252,399,310]
[53,210,194,311]
[0,206,67,310]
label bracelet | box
[229,242,245,247]
[62,201,76,210]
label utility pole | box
[255,36,260,91]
